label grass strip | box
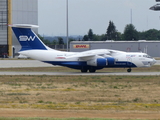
[0,118,147,120]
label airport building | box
[0,0,38,58]
[70,41,160,57]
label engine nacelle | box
[87,57,115,67]
[106,57,115,66]
[87,58,107,66]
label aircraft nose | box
[150,6,155,10]
[150,58,156,66]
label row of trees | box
[40,21,160,45]
[83,21,160,41]
[38,35,65,45]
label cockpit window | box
[143,55,151,58]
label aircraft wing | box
[65,50,112,60]
[66,49,125,60]
[108,50,126,56]
[66,52,96,60]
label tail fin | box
[10,24,47,51]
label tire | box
[89,67,96,73]
[127,68,132,73]
[81,67,88,73]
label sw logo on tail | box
[19,36,36,41]
[10,24,156,73]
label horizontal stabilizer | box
[9,24,39,28]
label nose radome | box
[151,59,156,65]
[150,6,155,10]
[154,59,157,64]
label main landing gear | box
[127,68,132,73]
[81,67,96,73]
[89,67,96,73]
[81,67,88,73]
[81,67,132,73]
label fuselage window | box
[143,55,147,58]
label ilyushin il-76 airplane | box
[10,24,156,73]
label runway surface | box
[0,59,159,75]
[0,71,159,76]
[0,60,53,68]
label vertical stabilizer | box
[10,24,47,51]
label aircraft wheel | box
[127,68,132,73]
[81,67,88,73]
[89,67,96,73]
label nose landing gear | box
[127,68,132,73]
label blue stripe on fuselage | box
[43,61,137,70]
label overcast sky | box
[38,0,160,36]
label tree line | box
[84,21,160,41]
[39,21,160,45]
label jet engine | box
[87,57,115,67]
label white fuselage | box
[19,49,156,68]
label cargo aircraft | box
[10,24,156,73]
